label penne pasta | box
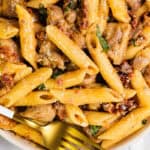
[131,70,148,91]
[16,5,37,69]
[84,111,119,127]
[0,68,52,107]
[137,88,150,108]
[0,115,44,146]
[99,108,150,149]
[86,32,124,95]
[45,69,86,89]
[14,67,33,82]
[107,0,130,23]
[0,18,18,39]
[12,124,44,146]
[137,46,150,59]
[86,0,99,26]
[133,46,150,71]
[27,0,59,8]
[113,23,131,65]
[46,25,99,75]
[50,88,123,106]
[98,0,109,34]
[0,62,33,82]
[131,70,150,107]
[65,104,88,127]
[125,26,150,60]
[0,1,150,149]
[124,88,137,100]
[14,91,56,106]
[134,1,150,22]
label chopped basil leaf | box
[38,4,47,25]
[37,83,46,90]
[89,125,102,136]
[64,0,77,12]
[96,25,109,52]
[64,6,70,12]
[130,39,137,46]
[52,69,64,79]
[142,119,147,125]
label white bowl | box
[0,122,150,150]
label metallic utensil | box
[0,105,104,150]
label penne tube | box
[14,91,57,106]
[125,26,150,60]
[45,69,86,89]
[65,104,88,127]
[27,0,59,8]
[100,108,150,149]
[131,70,148,91]
[0,115,44,147]
[113,23,131,65]
[86,32,124,95]
[1,62,29,74]
[134,1,149,22]
[0,18,18,39]
[0,68,52,107]
[107,0,130,23]
[50,88,123,106]
[124,88,137,100]
[133,47,150,71]
[16,5,37,69]
[131,70,150,107]
[84,111,119,127]
[86,0,99,26]
[14,67,33,82]
[137,46,150,59]
[0,62,33,82]
[137,88,150,108]
[46,25,99,75]
[12,124,44,146]
[98,0,109,34]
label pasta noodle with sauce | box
[0,0,150,149]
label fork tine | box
[64,134,90,150]
[67,127,102,150]
[61,140,78,150]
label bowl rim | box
[0,122,150,150]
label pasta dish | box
[0,0,150,149]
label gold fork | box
[0,105,104,150]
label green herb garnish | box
[52,69,64,79]
[96,25,109,52]
[37,83,46,90]
[64,0,77,12]
[142,119,147,125]
[89,125,102,136]
[38,4,47,25]
[130,39,137,46]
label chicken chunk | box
[37,41,67,70]
[1,0,25,18]
[47,5,64,25]
[0,39,20,63]
[54,102,67,120]
[20,104,56,122]
[76,0,89,31]
[126,0,142,11]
